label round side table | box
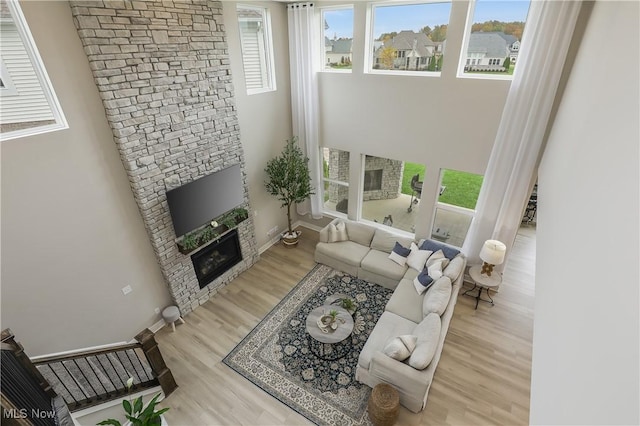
[463,265,502,309]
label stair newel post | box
[134,329,178,397]
[1,328,57,399]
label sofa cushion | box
[403,267,419,281]
[383,335,417,361]
[328,221,349,243]
[388,242,411,266]
[315,240,370,267]
[423,277,452,316]
[413,271,434,295]
[358,311,417,370]
[371,228,413,253]
[427,258,446,280]
[361,249,407,281]
[443,255,465,282]
[406,242,433,271]
[419,239,461,260]
[385,278,425,323]
[345,221,376,247]
[409,313,442,370]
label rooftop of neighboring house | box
[382,30,435,57]
[467,32,511,56]
[326,37,352,54]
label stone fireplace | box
[70,0,258,315]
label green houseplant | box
[264,137,314,246]
[97,378,168,426]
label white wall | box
[316,0,511,238]
[532,2,639,424]
[0,1,171,356]
[222,1,296,250]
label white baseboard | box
[149,318,167,333]
[294,220,323,233]
[259,232,282,254]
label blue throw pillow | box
[419,239,460,260]
[413,269,434,295]
[388,242,411,266]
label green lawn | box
[401,163,483,210]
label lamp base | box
[481,262,495,276]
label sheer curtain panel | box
[288,2,323,218]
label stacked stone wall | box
[70,0,258,314]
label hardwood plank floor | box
[156,226,535,425]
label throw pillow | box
[409,313,441,370]
[413,270,434,295]
[406,242,433,271]
[443,255,465,282]
[423,276,452,316]
[388,242,411,266]
[427,259,446,280]
[425,250,450,270]
[419,239,461,260]
[328,221,348,243]
[383,335,418,361]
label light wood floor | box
[156,226,535,425]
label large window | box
[237,5,276,94]
[322,6,354,71]
[0,0,67,141]
[459,0,531,78]
[367,2,451,74]
[432,169,484,247]
[321,147,350,216]
[360,156,423,235]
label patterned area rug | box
[223,264,393,425]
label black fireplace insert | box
[191,229,242,289]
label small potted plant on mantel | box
[264,137,314,247]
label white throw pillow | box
[406,242,433,271]
[427,258,447,280]
[383,335,418,361]
[409,313,441,370]
[425,249,450,269]
[423,276,452,316]
[443,255,465,282]
[328,221,348,243]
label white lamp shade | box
[479,240,506,265]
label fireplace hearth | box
[191,229,242,289]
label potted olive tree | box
[265,137,314,246]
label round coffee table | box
[306,305,354,360]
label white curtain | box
[288,2,323,219]
[462,0,583,264]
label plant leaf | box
[97,420,121,426]
[123,399,132,415]
[133,396,143,414]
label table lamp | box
[479,240,506,276]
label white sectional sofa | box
[315,218,466,413]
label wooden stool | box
[368,383,400,426]
[162,306,185,332]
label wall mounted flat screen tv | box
[166,164,244,237]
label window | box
[367,2,451,74]
[237,5,276,94]
[0,0,67,141]
[322,6,354,71]
[432,169,484,247]
[321,147,350,216]
[360,156,424,235]
[460,0,531,78]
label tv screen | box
[166,164,244,237]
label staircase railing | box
[1,328,177,414]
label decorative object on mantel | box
[479,239,506,276]
[264,137,314,247]
[176,207,248,255]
